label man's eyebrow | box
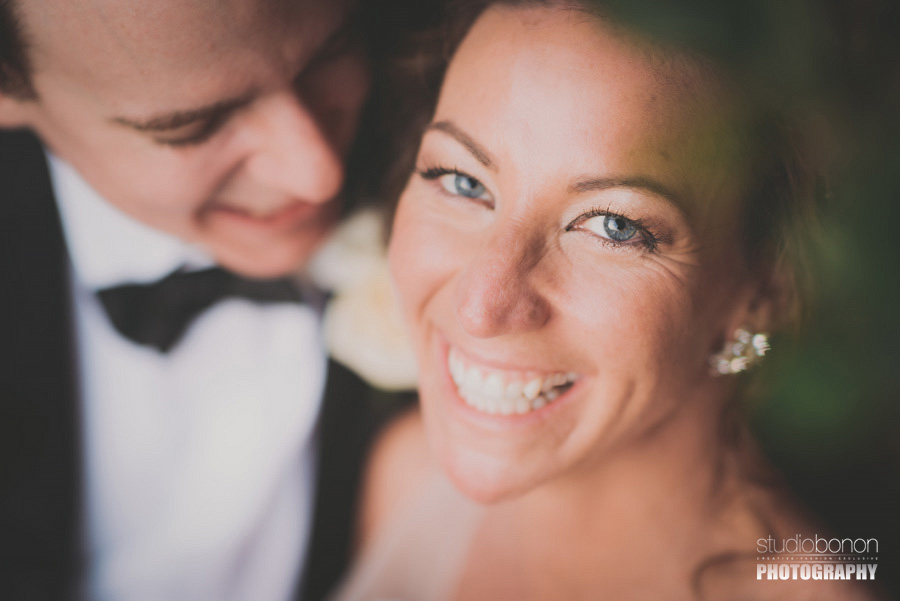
[111,92,257,132]
[570,176,684,213]
[426,121,496,169]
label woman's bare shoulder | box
[357,406,437,550]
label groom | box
[0,0,402,599]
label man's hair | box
[0,0,36,99]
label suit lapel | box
[299,359,410,601]
[0,130,82,598]
[0,129,408,600]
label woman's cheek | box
[567,262,696,366]
[390,200,454,327]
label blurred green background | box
[601,0,900,595]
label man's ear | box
[0,90,36,128]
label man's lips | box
[204,200,323,229]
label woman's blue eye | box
[438,173,492,202]
[603,215,637,241]
[580,214,639,242]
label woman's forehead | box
[437,5,753,219]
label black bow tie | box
[97,267,303,353]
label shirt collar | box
[48,150,214,290]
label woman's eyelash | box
[417,165,460,180]
[567,205,661,252]
[416,168,660,252]
[417,165,493,206]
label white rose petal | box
[311,208,418,391]
[324,263,418,391]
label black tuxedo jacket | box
[0,130,403,601]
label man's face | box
[7,0,369,277]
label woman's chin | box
[440,446,540,505]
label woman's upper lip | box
[443,336,580,378]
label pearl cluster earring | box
[710,328,770,375]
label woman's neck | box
[501,380,767,570]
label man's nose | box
[242,91,344,203]
[454,228,552,339]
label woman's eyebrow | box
[426,120,497,170]
[570,176,684,213]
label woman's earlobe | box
[709,327,770,375]
[753,259,803,334]
[709,262,800,375]
[709,276,776,366]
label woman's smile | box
[444,340,581,416]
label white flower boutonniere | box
[309,208,418,391]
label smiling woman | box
[393,0,770,507]
[332,1,886,600]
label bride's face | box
[390,5,759,502]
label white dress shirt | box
[48,153,326,601]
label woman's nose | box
[242,91,344,203]
[454,230,551,338]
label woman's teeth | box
[448,347,577,415]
